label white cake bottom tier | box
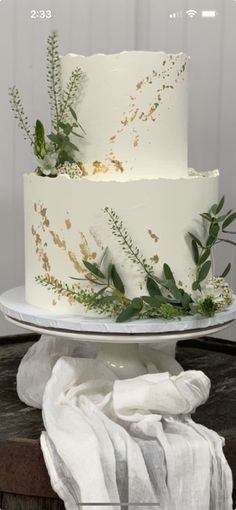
[24,171,219,315]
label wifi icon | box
[186,9,197,18]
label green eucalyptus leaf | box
[222,213,236,230]
[215,196,225,214]
[180,291,193,310]
[71,131,83,138]
[146,277,162,296]
[131,297,143,311]
[209,222,220,238]
[111,265,125,294]
[192,281,201,291]
[167,281,182,302]
[116,305,139,323]
[58,121,72,135]
[57,149,74,164]
[65,140,79,152]
[188,232,203,248]
[192,239,199,264]
[69,106,77,121]
[200,213,212,222]
[163,263,175,283]
[198,260,211,282]
[220,263,231,278]
[83,260,105,279]
[47,133,64,145]
[210,203,218,215]
[142,295,168,307]
[206,234,217,248]
[198,248,211,265]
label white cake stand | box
[1,286,236,378]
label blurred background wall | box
[0,0,236,338]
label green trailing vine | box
[189,196,236,291]
[9,31,84,176]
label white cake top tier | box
[61,51,188,180]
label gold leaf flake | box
[150,254,159,264]
[92,160,109,174]
[52,299,57,306]
[50,231,66,250]
[42,253,50,272]
[89,227,104,249]
[110,158,124,173]
[79,232,97,261]
[109,135,117,143]
[68,251,84,273]
[65,218,72,230]
[77,162,88,176]
[34,203,37,212]
[148,229,159,243]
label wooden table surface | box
[0,334,235,509]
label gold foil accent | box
[34,203,37,212]
[52,299,57,306]
[39,204,50,228]
[150,254,159,264]
[89,227,104,250]
[79,232,97,260]
[109,135,117,143]
[110,158,124,173]
[92,160,109,174]
[133,131,139,147]
[148,229,159,243]
[42,253,50,272]
[77,162,88,176]
[32,224,51,272]
[68,251,84,273]
[65,218,72,230]
[50,231,66,250]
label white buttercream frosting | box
[61,51,188,180]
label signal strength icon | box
[169,11,183,18]
[186,9,197,18]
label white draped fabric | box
[17,335,233,510]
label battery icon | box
[201,10,217,17]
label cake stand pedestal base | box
[1,287,236,379]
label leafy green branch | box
[189,196,236,291]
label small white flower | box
[193,277,233,312]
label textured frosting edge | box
[60,51,188,60]
[24,169,219,183]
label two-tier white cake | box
[24,51,219,315]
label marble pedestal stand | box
[1,286,236,378]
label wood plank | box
[1,493,65,510]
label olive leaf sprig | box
[104,207,193,313]
[189,196,236,291]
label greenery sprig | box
[9,31,85,177]
[8,86,34,144]
[36,201,235,322]
[46,31,62,132]
[189,196,236,291]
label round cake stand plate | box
[1,286,236,378]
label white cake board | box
[1,286,236,378]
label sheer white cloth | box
[17,335,233,510]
